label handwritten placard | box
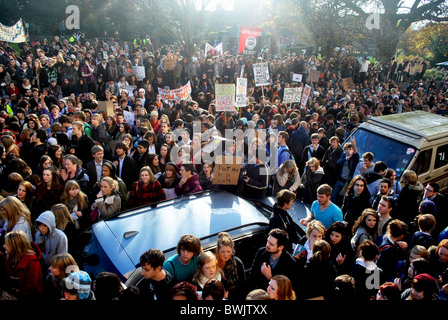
[212,156,241,185]
[215,84,235,111]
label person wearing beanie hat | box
[401,273,439,300]
[62,271,94,300]
[419,199,436,215]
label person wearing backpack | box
[277,131,294,169]
[377,219,409,282]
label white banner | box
[282,87,303,104]
[205,42,223,56]
[0,19,27,43]
[253,62,270,87]
[235,78,247,108]
[158,81,192,101]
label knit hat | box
[420,200,436,215]
[414,273,436,283]
[62,271,92,300]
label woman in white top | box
[0,196,34,240]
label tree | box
[133,0,217,59]
[288,0,448,62]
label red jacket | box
[174,173,203,196]
[128,180,166,208]
[4,242,44,299]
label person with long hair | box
[2,230,44,299]
[35,155,53,177]
[47,145,64,170]
[35,166,64,214]
[298,157,325,203]
[128,166,166,209]
[215,232,245,301]
[350,208,379,255]
[267,275,296,300]
[301,239,338,300]
[157,162,181,200]
[91,162,128,211]
[147,153,162,178]
[91,176,121,221]
[60,180,90,232]
[15,181,39,222]
[158,143,171,172]
[43,253,79,300]
[198,162,218,191]
[272,159,301,196]
[51,204,76,250]
[105,115,119,139]
[192,251,224,291]
[341,175,372,228]
[60,155,90,193]
[0,196,34,240]
[326,221,355,275]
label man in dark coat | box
[248,228,297,293]
[268,189,301,245]
[70,121,96,169]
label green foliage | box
[423,68,446,81]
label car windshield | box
[350,128,416,178]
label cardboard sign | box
[235,78,247,108]
[158,81,192,101]
[98,100,114,117]
[282,87,303,104]
[292,73,303,82]
[212,156,241,185]
[308,69,321,83]
[132,66,146,81]
[414,63,424,73]
[215,84,235,111]
[253,62,270,87]
[343,77,355,90]
[300,85,312,109]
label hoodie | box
[174,172,203,196]
[35,211,68,267]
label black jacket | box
[248,247,298,293]
[269,204,301,244]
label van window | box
[435,144,448,169]
[350,128,415,178]
[411,149,432,175]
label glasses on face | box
[425,187,434,193]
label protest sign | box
[235,78,247,108]
[98,100,114,117]
[342,77,355,90]
[253,62,270,87]
[157,81,192,101]
[239,26,263,56]
[132,66,146,81]
[121,85,137,98]
[414,63,424,73]
[123,110,135,125]
[300,85,312,109]
[215,84,235,111]
[212,156,241,185]
[0,19,27,43]
[282,87,303,104]
[292,74,303,82]
[308,69,321,83]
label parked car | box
[78,190,306,284]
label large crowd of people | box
[0,31,448,301]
